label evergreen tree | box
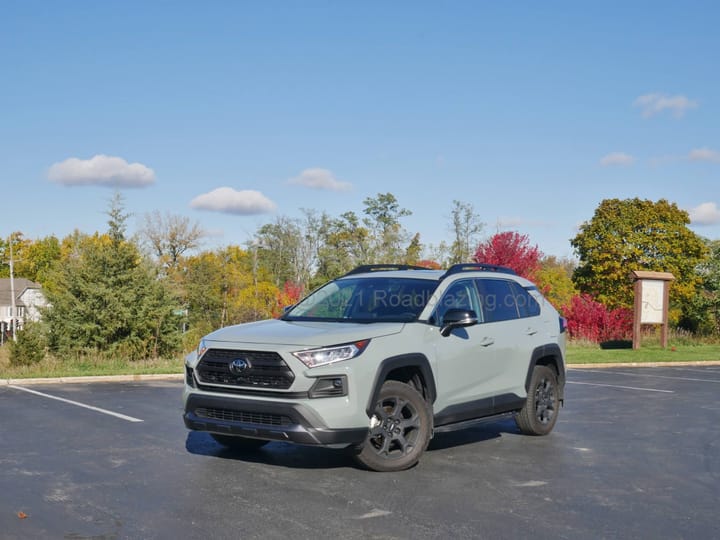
[43,198,181,359]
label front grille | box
[197,349,295,389]
[195,407,292,426]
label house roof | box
[0,278,42,307]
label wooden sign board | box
[631,271,674,349]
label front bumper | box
[183,393,368,447]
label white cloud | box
[190,187,276,215]
[600,152,635,166]
[633,93,698,118]
[689,202,720,226]
[48,154,155,187]
[689,147,720,163]
[288,168,352,191]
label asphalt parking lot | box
[1,366,719,540]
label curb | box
[1,373,184,386]
[568,360,720,369]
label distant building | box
[0,278,48,337]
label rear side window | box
[510,282,541,318]
[475,279,519,323]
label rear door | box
[475,278,540,398]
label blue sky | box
[2,1,719,259]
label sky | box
[2,1,719,260]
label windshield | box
[283,277,439,322]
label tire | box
[210,433,269,451]
[353,380,432,472]
[516,365,560,436]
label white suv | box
[184,264,567,472]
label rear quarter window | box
[510,282,541,318]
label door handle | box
[479,337,495,347]
[525,328,538,336]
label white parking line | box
[567,381,674,393]
[588,370,720,384]
[9,385,144,423]
[669,367,720,375]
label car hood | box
[203,318,405,348]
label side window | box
[510,282,541,318]
[476,279,519,323]
[433,279,481,324]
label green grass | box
[3,338,720,380]
[567,342,720,364]
[0,346,184,380]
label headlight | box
[197,339,208,359]
[292,340,370,368]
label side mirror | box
[440,309,478,337]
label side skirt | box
[432,411,516,434]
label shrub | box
[562,294,632,343]
[9,321,47,366]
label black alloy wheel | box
[353,380,432,472]
[516,365,560,436]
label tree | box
[315,211,371,281]
[9,320,47,365]
[43,200,181,359]
[448,200,484,264]
[107,191,131,244]
[140,211,204,269]
[534,256,578,310]
[473,231,542,279]
[15,236,61,284]
[403,233,423,265]
[0,232,30,279]
[0,233,61,284]
[363,192,412,263]
[180,246,281,347]
[561,294,633,343]
[571,198,707,315]
[255,212,319,291]
[415,259,442,269]
[682,239,720,334]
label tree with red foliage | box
[274,281,304,317]
[415,259,442,269]
[473,231,542,280]
[561,294,632,343]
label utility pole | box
[8,234,17,342]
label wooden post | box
[661,276,671,348]
[633,278,642,350]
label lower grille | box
[195,407,292,427]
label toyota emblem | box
[229,358,250,374]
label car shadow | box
[184,431,354,470]
[185,417,519,469]
[428,417,518,451]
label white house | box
[0,278,48,338]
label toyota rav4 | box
[183,263,567,472]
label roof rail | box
[440,263,517,280]
[342,264,434,277]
